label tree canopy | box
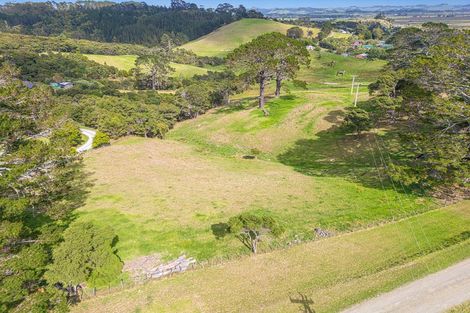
[227,212,284,254]
[227,32,309,113]
[0,63,87,311]
[135,49,174,90]
[0,1,262,46]
[45,222,122,288]
[348,24,469,193]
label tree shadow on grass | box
[277,109,395,190]
[214,94,281,115]
[213,96,258,115]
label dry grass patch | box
[73,201,470,313]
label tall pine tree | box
[0,63,87,311]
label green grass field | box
[83,54,211,78]
[181,19,314,57]
[182,18,348,57]
[74,201,470,313]
[72,20,470,313]
[76,52,438,264]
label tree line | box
[343,23,469,195]
[0,1,263,46]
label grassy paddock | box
[83,54,211,77]
[78,52,425,262]
[181,19,318,57]
[73,201,470,313]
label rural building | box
[351,40,363,48]
[50,82,74,89]
[355,53,368,59]
[22,81,34,89]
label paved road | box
[77,128,96,153]
[342,258,470,313]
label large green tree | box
[227,212,284,254]
[273,37,310,97]
[0,63,87,311]
[45,222,122,289]
[286,26,304,39]
[135,49,174,90]
[354,25,469,192]
[227,32,309,114]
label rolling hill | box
[70,20,469,313]
[181,18,320,57]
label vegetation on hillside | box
[182,19,317,57]
[0,6,468,312]
[0,1,262,46]
[0,63,90,311]
[344,23,469,194]
[0,32,151,55]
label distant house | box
[22,81,34,89]
[351,41,363,48]
[61,82,74,89]
[339,29,348,34]
[355,53,368,59]
[363,44,375,49]
[50,82,74,89]
[306,45,315,51]
[341,53,349,57]
[377,41,394,49]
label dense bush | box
[51,120,82,146]
[92,131,111,149]
[1,51,118,82]
[71,94,179,138]
[319,37,353,54]
[367,47,388,60]
[45,222,122,288]
[0,32,151,55]
[0,2,257,46]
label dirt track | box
[342,258,470,313]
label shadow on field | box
[214,95,279,115]
[290,293,315,313]
[277,109,393,190]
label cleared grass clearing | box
[83,54,211,78]
[169,52,385,159]
[84,54,137,71]
[182,18,320,57]
[77,51,427,262]
[299,51,387,85]
[74,201,470,313]
[80,121,431,262]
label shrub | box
[45,222,122,288]
[227,212,284,254]
[93,131,110,149]
[51,120,82,146]
[343,107,372,134]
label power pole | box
[354,83,360,107]
[351,75,357,95]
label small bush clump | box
[93,131,111,149]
